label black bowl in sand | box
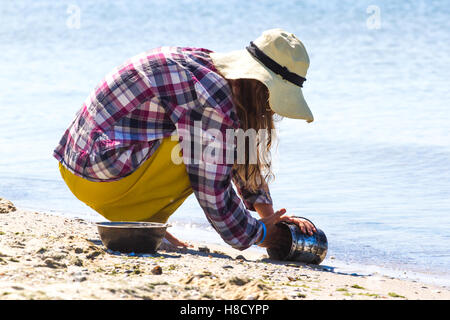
[96,222,169,254]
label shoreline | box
[21,205,450,289]
[0,200,449,300]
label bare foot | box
[159,231,193,252]
[159,239,180,252]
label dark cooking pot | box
[267,216,328,264]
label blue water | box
[1,1,449,286]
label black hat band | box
[246,41,306,88]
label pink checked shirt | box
[54,46,272,250]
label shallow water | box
[0,1,449,285]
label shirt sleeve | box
[231,169,273,211]
[176,106,263,250]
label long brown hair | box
[226,78,278,192]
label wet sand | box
[0,198,448,300]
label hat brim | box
[209,49,313,122]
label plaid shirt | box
[54,46,272,250]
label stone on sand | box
[0,198,16,214]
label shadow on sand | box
[88,238,366,278]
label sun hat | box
[209,28,313,122]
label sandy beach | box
[0,198,448,300]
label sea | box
[0,0,449,287]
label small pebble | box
[11,286,24,290]
[151,265,162,275]
[198,246,210,253]
[73,276,87,282]
[86,251,101,260]
[72,258,83,267]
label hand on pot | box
[256,208,316,248]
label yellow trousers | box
[59,136,193,223]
